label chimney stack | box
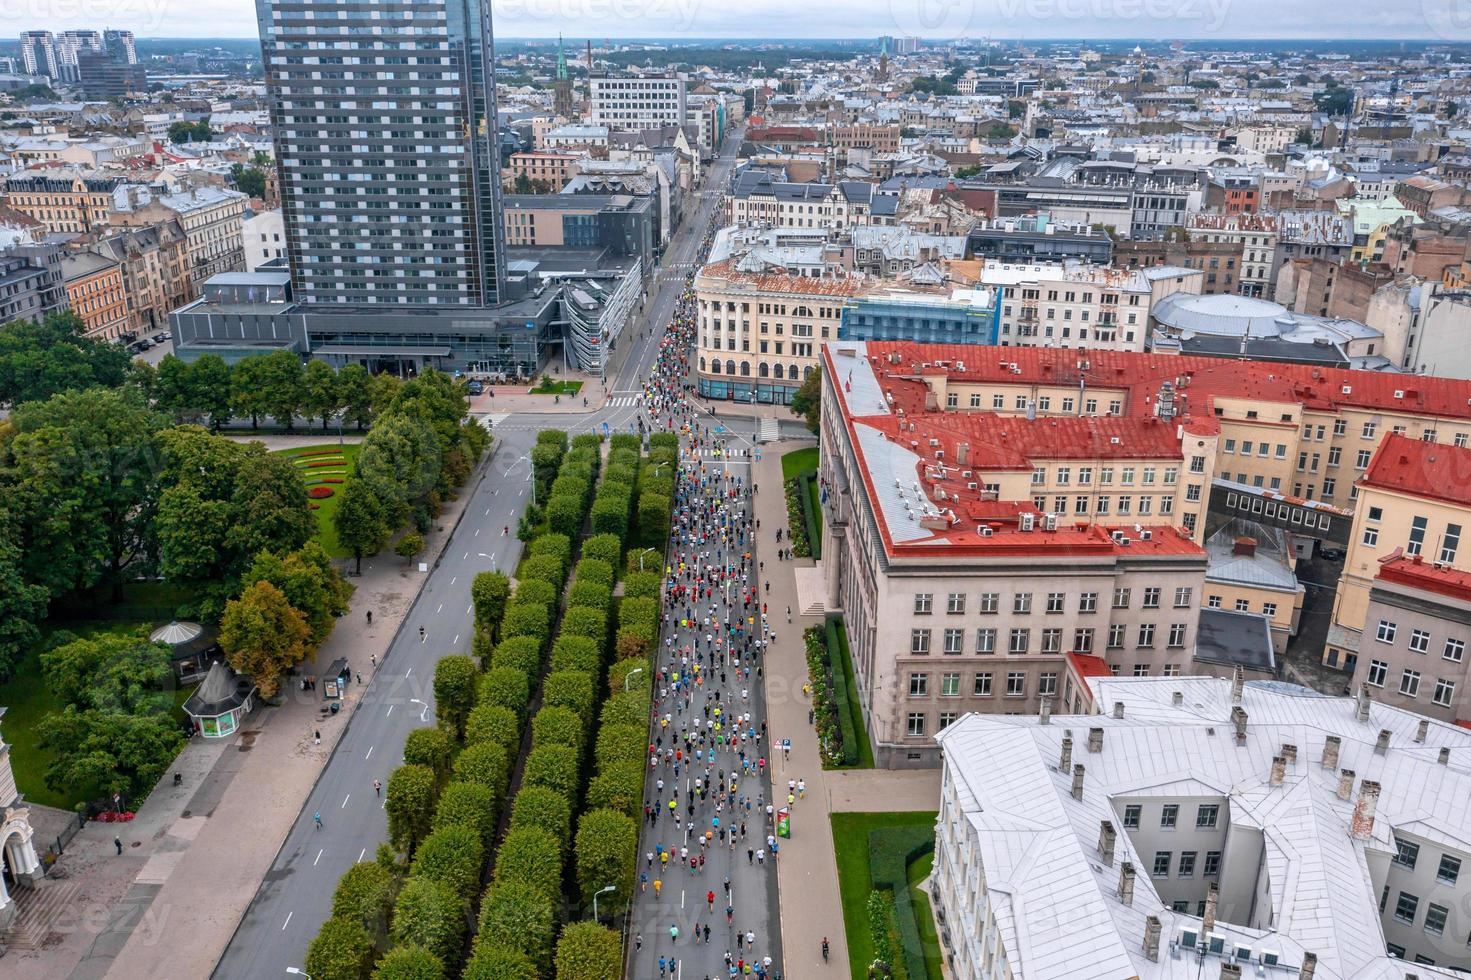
[1039,696,1051,725]
[1337,768,1356,800]
[1059,733,1073,771]
[1321,735,1340,770]
[1281,743,1297,765]
[1415,719,1428,743]
[1299,952,1317,980]
[1118,861,1136,906]
[1220,965,1242,980]
[1375,729,1391,755]
[1356,684,1371,722]
[1112,701,1124,720]
[1231,665,1245,705]
[1098,820,1117,865]
[1172,690,1184,706]
[1270,755,1286,786]
[1351,780,1381,840]
[1143,915,1161,961]
[1440,746,1451,765]
[1071,763,1085,800]
[1203,881,1219,935]
[1231,706,1248,745]
[1088,727,1104,752]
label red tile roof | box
[1361,433,1471,508]
[1376,554,1471,603]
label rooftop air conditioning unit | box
[1341,384,1352,394]
[979,525,993,536]
[967,482,979,490]
[1044,513,1058,531]
[1111,530,1125,543]
[1020,513,1035,531]
[929,438,941,447]
[1110,436,1121,444]
[1140,529,1153,540]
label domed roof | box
[1151,291,1299,339]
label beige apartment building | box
[502,151,585,192]
[1,171,131,236]
[110,184,247,291]
[1186,212,1279,297]
[60,251,128,339]
[989,260,1200,352]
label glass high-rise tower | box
[255,0,505,308]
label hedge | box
[638,492,671,545]
[560,607,607,653]
[478,667,531,720]
[432,655,478,739]
[536,429,569,450]
[571,432,602,451]
[470,571,511,632]
[411,825,483,900]
[572,557,614,589]
[494,826,563,898]
[433,781,500,850]
[585,759,644,819]
[528,532,572,566]
[581,534,622,568]
[622,570,661,599]
[647,432,679,451]
[402,727,455,783]
[590,498,629,540]
[545,495,585,539]
[532,705,585,752]
[869,824,937,980]
[518,554,566,590]
[304,915,375,980]
[618,596,659,645]
[523,743,580,801]
[491,636,543,676]
[510,785,573,852]
[463,945,536,980]
[464,704,520,756]
[452,741,509,800]
[574,808,638,905]
[567,580,611,612]
[607,656,650,696]
[389,879,464,970]
[550,635,601,675]
[542,670,596,726]
[554,922,622,980]
[609,432,640,452]
[600,690,648,729]
[474,884,555,974]
[500,601,550,646]
[594,722,647,772]
[797,470,823,559]
[510,577,557,613]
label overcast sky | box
[4,0,1468,43]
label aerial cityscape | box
[3,4,1471,980]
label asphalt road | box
[212,131,745,979]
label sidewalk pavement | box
[2,453,490,980]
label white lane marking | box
[681,890,685,909]
[282,911,292,930]
[341,794,350,809]
[405,668,412,678]
[453,634,460,645]
[450,576,456,586]
[386,705,394,716]
[475,527,480,537]
[436,603,443,614]
[358,848,366,862]
[313,849,322,866]
[465,604,473,616]
[365,746,373,760]
[463,551,469,560]
[484,508,490,516]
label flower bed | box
[309,503,321,510]
[308,486,335,499]
[304,459,347,469]
[294,447,344,458]
[784,479,811,557]
[804,626,844,766]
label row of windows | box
[1206,595,1279,618]
[1364,510,1461,563]
[1150,849,1222,878]
[1032,493,1181,517]
[914,587,1188,616]
[1364,658,1457,706]
[1031,465,1179,487]
[1122,802,1219,830]
[1372,619,1466,662]
[910,623,1189,655]
[908,670,1055,698]
[1224,492,1334,531]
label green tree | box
[471,571,511,634]
[388,880,461,970]
[541,672,595,726]
[395,531,424,566]
[463,944,536,980]
[532,705,584,752]
[187,354,234,427]
[385,764,438,857]
[219,580,311,697]
[0,311,131,405]
[493,826,562,898]
[0,517,47,680]
[331,861,398,938]
[402,726,455,785]
[304,915,376,980]
[410,825,483,900]
[373,943,447,980]
[594,724,646,772]
[302,359,342,431]
[432,655,477,738]
[513,172,534,194]
[432,781,499,849]
[230,163,267,199]
[338,364,376,430]
[574,809,638,908]
[464,704,520,756]
[37,706,184,798]
[335,477,391,574]
[476,884,555,974]
[40,632,174,716]
[522,744,579,800]
[479,667,531,719]
[242,542,352,646]
[553,922,622,980]
[259,349,306,430]
[451,741,509,798]
[790,365,821,433]
[230,355,273,428]
[510,785,572,850]
[585,760,644,819]
[226,451,316,575]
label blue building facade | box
[839,288,1002,346]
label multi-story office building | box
[102,29,137,65]
[933,675,1471,977]
[967,217,1115,265]
[77,46,147,100]
[18,32,58,79]
[588,74,687,131]
[255,0,506,308]
[55,30,103,81]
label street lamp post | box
[624,667,644,692]
[409,698,428,722]
[286,969,313,979]
[592,884,616,922]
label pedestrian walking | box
[373,778,382,797]
[822,937,830,962]
[114,836,122,855]
[313,729,321,745]
[313,811,323,829]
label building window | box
[943,629,964,655]
[914,593,932,614]
[1178,851,1197,878]
[1363,527,1379,547]
[1368,659,1388,687]
[1434,678,1456,707]
[1395,892,1419,924]
[1426,903,1448,937]
[1204,851,1221,876]
[1442,523,1462,563]
[979,593,999,614]
[1160,804,1178,829]
[1108,624,1126,649]
[1013,593,1032,614]
[1376,620,1397,644]
[1143,587,1160,609]
[1363,421,1378,439]
[1173,587,1192,608]
[1005,671,1026,696]
[1079,592,1098,613]
[1438,855,1461,885]
[1408,516,1428,556]
[1196,804,1219,829]
[1168,624,1187,648]
[906,712,926,737]
[1153,851,1171,877]
[908,673,928,697]
[1046,592,1065,614]
[1039,672,1058,696]
[1133,663,1151,677]
[1041,628,1062,654]
[1394,837,1420,869]
[1410,629,1431,655]
[1208,594,1222,608]
[938,711,957,730]
[1009,629,1030,654]
[1113,587,1130,609]
[1401,669,1421,698]
[974,672,993,696]
[940,672,961,697]
[1445,638,1465,663]
[1123,804,1141,829]
[975,629,996,655]
[1074,628,1094,652]
[910,629,931,654]
[1138,624,1155,647]
[946,593,965,614]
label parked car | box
[136,339,152,351]
[152,332,170,344]
[466,380,484,396]
[1319,547,1345,561]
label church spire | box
[556,34,568,81]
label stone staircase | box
[1,878,81,951]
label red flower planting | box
[295,447,343,458]
[309,503,322,510]
[308,486,335,499]
[305,459,347,469]
[323,478,344,484]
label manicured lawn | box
[781,446,818,481]
[0,622,193,810]
[830,619,874,769]
[272,443,363,558]
[908,850,945,980]
[528,379,583,396]
[831,811,940,980]
[807,475,824,538]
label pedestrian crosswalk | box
[758,417,780,443]
[606,396,640,407]
[480,413,510,428]
[689,447,751,459]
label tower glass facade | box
[255,0,505,308]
